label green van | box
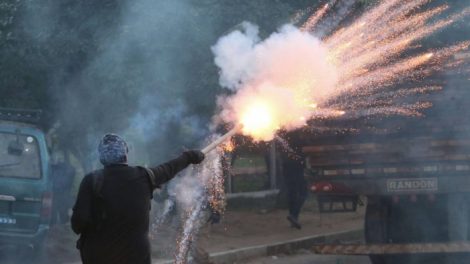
[0,109,52,255]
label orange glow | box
[222,139,235,152]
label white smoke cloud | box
[212,22,260,90]
[212,22,338,140]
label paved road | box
[245,252,470,264]
[0,247,40,264]
[245,251,370,264]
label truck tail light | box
[322,184,333,192]
[311,183,334,192]
[41,191,53,219]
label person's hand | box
[183,150,205,164]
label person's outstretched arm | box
[150,150,205,188]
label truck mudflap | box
[312,242,470,255]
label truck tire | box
[365,197,409,264]
[365,196,389,264]
[367,195,455,264]
[447,193,470,264]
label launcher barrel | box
[201,125,242,154]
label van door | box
[0,132,45,234]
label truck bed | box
[304,137,470,195]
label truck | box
[306,58,470,263]
[0,108,53,258]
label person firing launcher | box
[71,134,205,264]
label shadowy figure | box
[281,130,307,229]
[51,153,76,225]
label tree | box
[0,0,324,170]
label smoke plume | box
[212,23,338,141]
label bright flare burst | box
[212,0,470,141]
[240,101,275,139]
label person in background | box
[281,130,308,229]
[51,152,76,225]
[71,134,205,264]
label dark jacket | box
[71,154,192,264]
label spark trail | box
[172,148,225,263]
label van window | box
[0,132,41,179]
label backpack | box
[77,166,157,250]
[90,166,157,227]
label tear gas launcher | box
[201,124,242,154]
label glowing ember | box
[221,139,235,152]
[212,0,470,141]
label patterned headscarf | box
[98,134,128,166]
